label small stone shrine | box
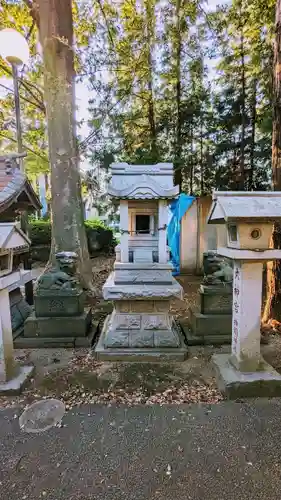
[209,191,281,398]
[0,223,34,393]
[183,251,233,345]
[95,162,186,360]
[23,251,93,347]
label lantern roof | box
[208,191,281,224]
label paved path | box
[1,400,281,500]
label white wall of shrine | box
[180,196,217,274]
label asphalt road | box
[1,400,281,500]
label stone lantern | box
[95,162,187,360]
[208,191,281,397]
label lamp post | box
[0,28,33,304]
[0,28,29,168]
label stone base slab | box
[0,365,34,395]
[114,262,173,271]
[24,308,92,338]
[114,269,172,285]
[14,322,98,349]
[212,353,281,399]
[180,322,231,346]
[95,316,187,361]
[103,273,183,301]
[188,308,232,337]
[14,336,76,348]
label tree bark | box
[248,78,257,190]
[174,0,182,191]
[36,0,92,288]
[239,20,246,190]
[144,0,157,162]
[263,0,281,323]
[200,111,204,194]
[189,122,194,195]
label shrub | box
[29,218,116,256]
[29,219,52,246]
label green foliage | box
[84,218,108,231]
[84,0,274,193]
[1,0,276,195]
[29,219,51,246]
[29,217,116,255]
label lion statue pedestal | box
[22,252,94,348]
[180,251,233,346]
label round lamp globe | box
[0,28,30,66]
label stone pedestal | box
[95,263,187,360]
[22,292,93,348]
[181,283,232,345]
[21,252,94,348]
[212,261,281,398]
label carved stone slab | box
[154,329,180,347]
[105,330,129,348]
[142,314,170,330]
[115,314,141,330]
[129,330,154,347]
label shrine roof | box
[0,154,41,214]
[208,191,281,224]
[0,222,30,249]
[107,163,179,199]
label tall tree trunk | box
[144,0,157,161]
[200,111,204,194]
[189,122,194,195]
[240,21,246,190]
[36,0,92,288]
[174,0,183,191]
[248,78,257,190]
[263,0,281,323]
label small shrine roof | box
[208,191,281,224]
[0,153,41,215]
[108,163,179,199]
[0,222,30,249]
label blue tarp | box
[167,193,195,276]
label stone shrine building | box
[95,162,187,360]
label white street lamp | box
[0,28,30,159]
[0,29,32,304]
[0,28,30,66]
